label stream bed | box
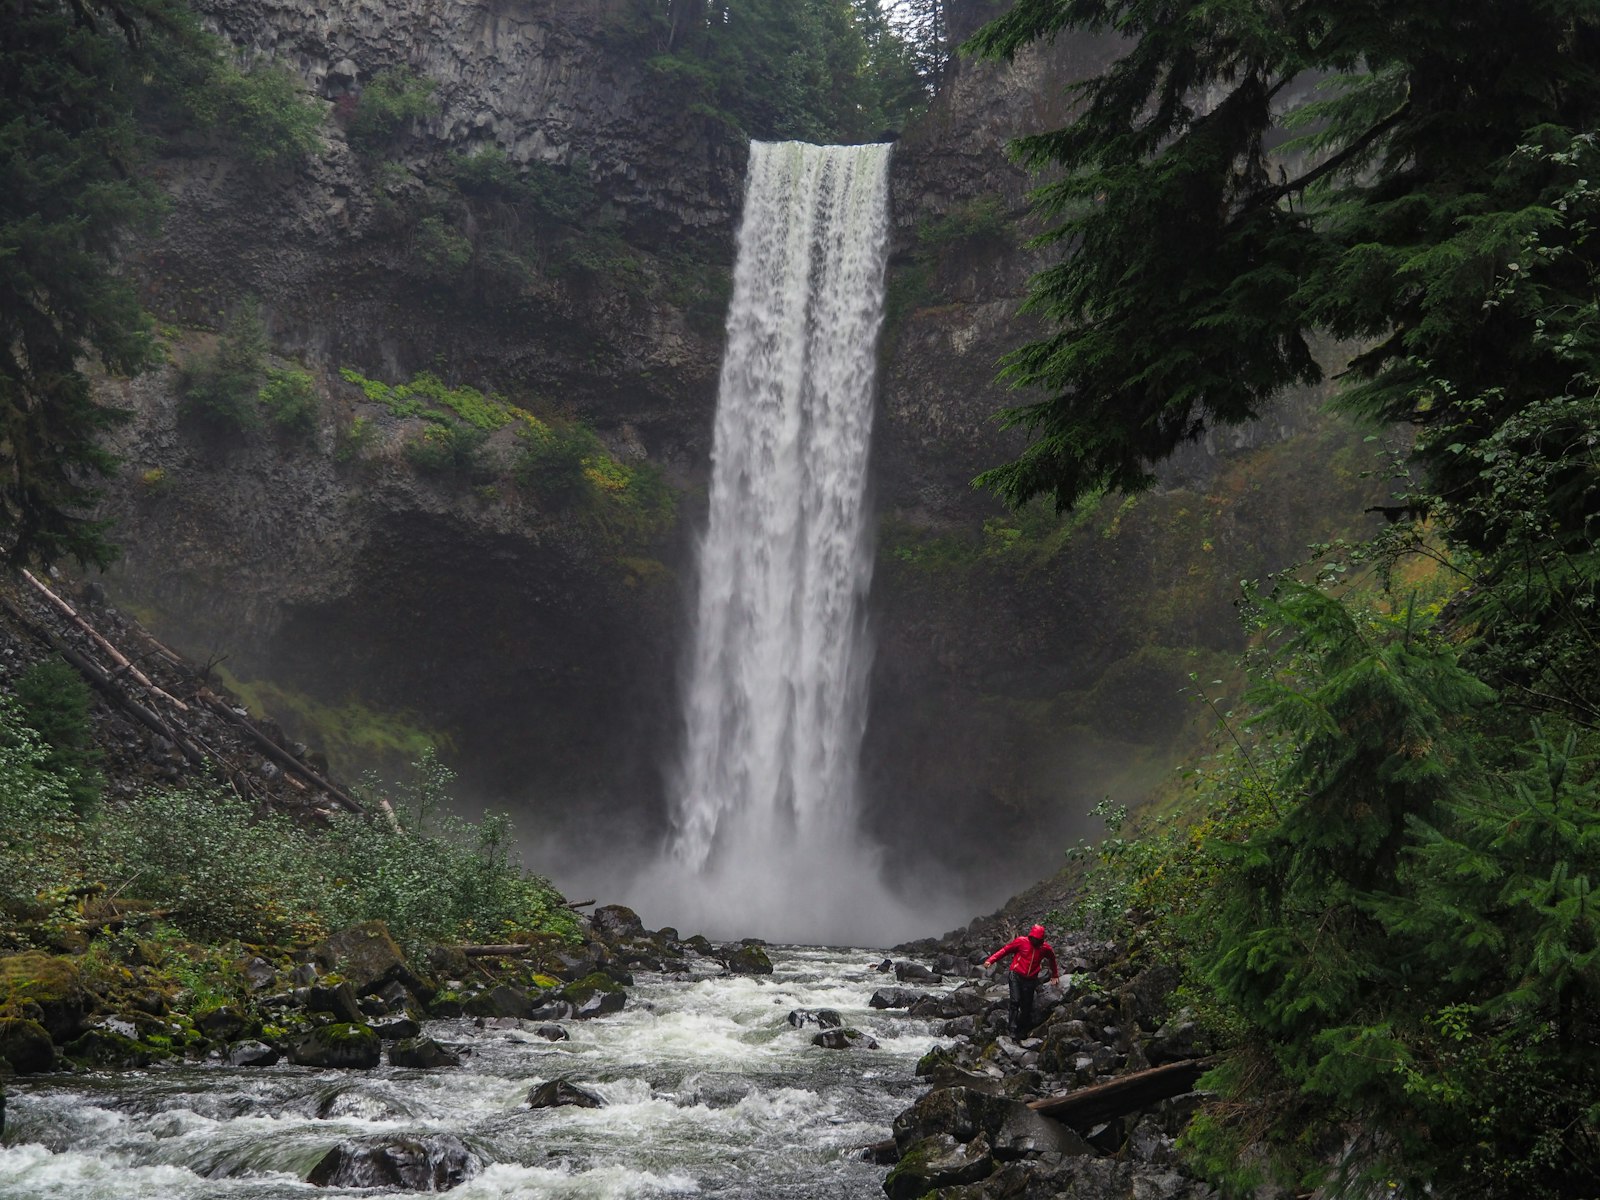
[0,946,946,1199]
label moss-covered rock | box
[463,984,532,1019]
[560,972,625,1019]
[0,952,89,1042]
[882,1134,995,1200]
[287,1022,381,1069]
[63,1027,163,1069]
[724,945,773,975]
[313,922,432,1000]
[0,1017,55,1074]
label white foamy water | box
[0,947,950,1199]
[629,141,935,946]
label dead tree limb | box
[1028,1058,1214,1129]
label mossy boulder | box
[812,1028,879,1050]
[63,1028,162,1069]
[195,1004,251,1041]
[287,1022,381,1069]
[388,1036,460,1069]
[0,952,89,1041]
[0,1017,55,1074]
[590,904,647,942]
[463,985,532,1019]
[313,922,432,1000]
[882,1134,995,1200]
[724,945,773,975]
[560,972,625,1019]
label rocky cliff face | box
[95,0,1381,916]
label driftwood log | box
[1028,1058,1214,1129]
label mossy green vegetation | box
[341,68,438,157]
[0,665,578,957]
[212,665,443,780]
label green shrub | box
[403,421,488,477]
[0,696,82,947]
[514,422,598,506]
[334,414,375,463]
[13,658,102,816]
[259,367,318,434]
[344,68,438,156]
[414,215,473,280]
[178,301,267,432]
[212,60,324,167]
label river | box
[0,946,947,1199]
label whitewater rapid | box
[0,946,949,1199]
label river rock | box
[883,1133,995,1200]
[561,973,625,1018]
[534,1024,569,1041]
[870,988,925,1010]
[196,1004,251,1040]
[463,985,532,1020]
[63,1027,157,1069]
[590,904,647,942]
[226,1040,282,1067]
[787,1008,844,1029]
[723,944,773,975]
[0,1017,55,1073]
[389,1036,461,1069]
[372,1014,422,1040]
[312,921,431,1000]
[895,962,939,984]
[528,1078,604,1109]
[812,1028,879,1050]
[241,956,277,991]
[306,982,365,1024]
[289,1022,381,1069]
[306,1133,479,1190]
[0,952,89,1042]
[909,989,986,1020]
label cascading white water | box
[631,141,926,947]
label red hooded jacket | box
[985,928,1059,981]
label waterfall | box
[634,140,919,946]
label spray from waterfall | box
[629,141,947,946]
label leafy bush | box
[514,422,599,506]
[211,60,324,167]
[334,414,375,463]
[0,696,82,945]
[177,301,267,432]
[414,214,473,280]
[403,422,488,477]
[259,367,318,434]
[344,68,438,156]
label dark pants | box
[1007,971,1039,1037]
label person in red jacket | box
[985,924,1059,1037]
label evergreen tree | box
[0,0,320,567]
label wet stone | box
[306,1134,479,1191]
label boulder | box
[561,973,625,1019]
[812,1028,879,1050]
[0,1017,55,1074]
[787,1008,844,1029]
[0,952,88,1042]
[590,904,647,942]
[289,1023,381,1069]
[547,948,602,982]
[909,989,986,1020]
[306,1134,479,1190]
[306,982,365,1024]
[226,1040,281,1067]
[62,1028,157,1068]
[534,1024,569,1041]
[196,1004,251,1041]
[372,1014,422,1041]
[1120,964,1181,1032]
[463,985,532,1020]
[882,1133,995,1200]
[241,957,277,991]
[389,1037,461,1069]
[895,961,939,983]
[870,988,925,1010]
[311,922,431,1000]
[723,944,773,975]
[528,1078,604,1109]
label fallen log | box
[21,569,189,712]
[1028,1058,1214,1129]
[196,690,363,814]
